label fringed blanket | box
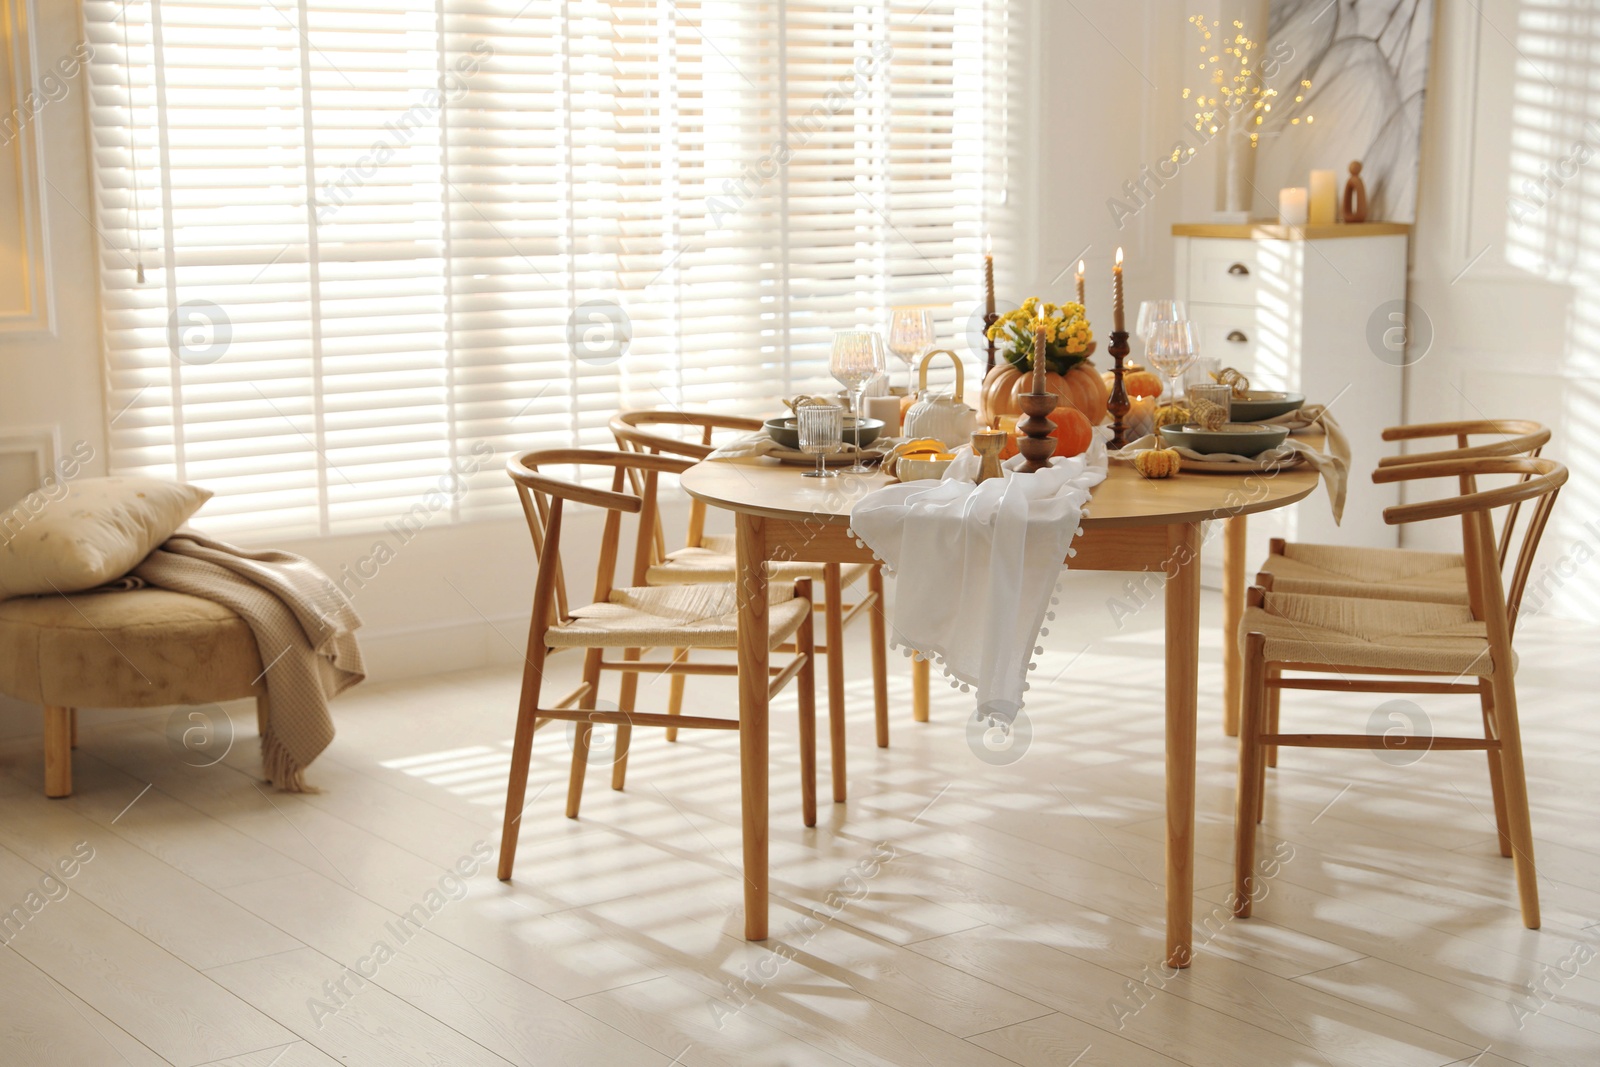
[131,532,363,790]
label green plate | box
[1227,390,1305,421]
[1159,422,1290,458]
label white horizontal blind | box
[85,0,1019,539]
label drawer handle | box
[1226,330,1249,343]
[1227,263,1251,276]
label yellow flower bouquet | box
[986,296,1095,375]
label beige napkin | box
[1112,433,1348,523]
[707,431,896,463]
[1264,403,1350,461]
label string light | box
[1181,13,1313,145]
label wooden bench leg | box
[912,656,929,723]
[45,706,73,798]
[70,707,79,749]
[255,694,269,736]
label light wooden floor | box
[3,571,1599,1066]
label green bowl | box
[764,415,884,451]
[1160,422,1290,458]
[1226,390,1305,421]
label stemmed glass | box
[829,330,887,473]
[1136,299,1188,353]
[886,308,935,394]
[797,404,843,479]
[1146,319,1200,422]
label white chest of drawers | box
[1170,222,1410,578]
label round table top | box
[682,452,1322,529]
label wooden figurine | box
[1342,161,1369,223]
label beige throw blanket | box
[131,531,364,791]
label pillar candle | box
[1278,187,1309,226]
[1032,325,1048,393]
[1127,395,1157,442]
[983,234,995,317]
[1112,247,1125,333]
[1309,170,1336,224]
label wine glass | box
[1146,320,1200,420]
[829,330,887,472]
[797,404,843,479]
[1136,299,1188,352]
[886,307,935,394]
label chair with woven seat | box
[0,588,268,797]
[1235,456,1566,930]
[610,409,888,804]
[496,447,817,882]
[1256,419,1549,603]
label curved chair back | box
[1374,456,1567,635]
[609,409,764,558]
[506,448,692,639]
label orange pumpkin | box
[980,361,1109,426]
[1048,406,1094,458]
[1099,365,1164,399]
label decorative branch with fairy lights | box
[1181,14,1313,153]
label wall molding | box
[0,422,60,486]
[0,0,56,338]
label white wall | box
[1404,0,1600,623]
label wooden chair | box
[1257,420,1549,604]
[496,448,818,882]
[1235,456,1566,930]
[610,409,889,803]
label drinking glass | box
[1146,319,1199,414]
[797,404,843,479]
[886,307,935,394]
[1186,382,1234,424]
[1183,356,1221,398]
[1136,299,1188,351]
[830,330,887,472]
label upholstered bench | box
[0,588,266,796]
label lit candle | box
[1033,324,1048,394]
[1075,259,1086,308]
[1308,170,1336,224]
[983,234,995,318]
[1278,187,1309,226]
[1112,247,1125,333]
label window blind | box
[85,0,1022,539]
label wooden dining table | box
[681,451,1320,968]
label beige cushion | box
[1260,542,1470,604]
[0,477,211,600]
[646,534,872,587]
[0,589,262,708]
[1242,591,1508,678]
[549,582,810,650]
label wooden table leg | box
[911,658,929,723]
[1222,514,1247,738]
[736,513,770,941]
[1165,522,1202,969]
[824,563,847,802]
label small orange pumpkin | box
[980,361,1109,427]
[1048,406,1094,458]
[1101,363,1164,400]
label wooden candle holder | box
[971,428,1006,484]
[1106,329,1131,449]
[983,311,998,374]
[1014,391,1058,474]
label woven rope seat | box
[1242,590,1510,678]
[1260,542,1469,604]
[546,581,810,650]
[645,534,871,587]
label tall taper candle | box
[1075,259,1086,308]
[1033,324,1048,394]
[984,234,996,317]
[1112,246,1125,333]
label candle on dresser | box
[1075,259,1086,308]
[984,234,996,317]
[1278,187,1309,226]
[1309,170,1336,224]
[1033,325,1048,393]
[1112,247,1125,333]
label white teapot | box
[902,349,978,448]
